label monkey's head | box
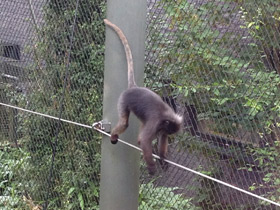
[160,114,183,135]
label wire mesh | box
[0,0,105,209]
[0,0,280,210]
[141,0,280,210]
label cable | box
[0,102,91,128]
[0,102,279,207]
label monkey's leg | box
[138,127,156,175]
[141,140,156,175]
[111,111,129,144]
[158,133,169,171]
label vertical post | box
[9,107,18,146]
[100,1,146,210]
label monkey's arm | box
[158,133,169,171]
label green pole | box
[99,1,146,210]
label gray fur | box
[105,19,183,175]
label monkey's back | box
[119,87,170,122]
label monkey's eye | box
[164,120,170,125]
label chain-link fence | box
[0,1,105,209]
[1,0,280,209]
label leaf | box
[68,187,75,195]
[249,185,256,191]
[248,22,255,28]
[263,177,271,183]
[78,192,84,210]
[184,89,189,97]
[274,179,280,185]
[219,98,229,105]
[214,89,220,95]
[191,88,197,93]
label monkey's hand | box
[147,164,156,175]
[159,158,169,171]
[110,134,119,144]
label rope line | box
[0,102,279,207]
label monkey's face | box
[161,120,181,135]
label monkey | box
[104,19,183,175]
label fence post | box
[99,0,146,210]
[8,107,18,145]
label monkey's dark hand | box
[159,159,169,171]
[147,164,156,175]
[110,134,119,144]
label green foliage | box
[146,0,280,135]
[139,182,200,210]
[245,141,280,204]
[145,2,280,209]
[13,0,106,209]
[235,1,280,205]
[0,147,30,210]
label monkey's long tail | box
[104,19,136,88]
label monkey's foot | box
[110,134,119,144]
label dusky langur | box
[104,19,183,175]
